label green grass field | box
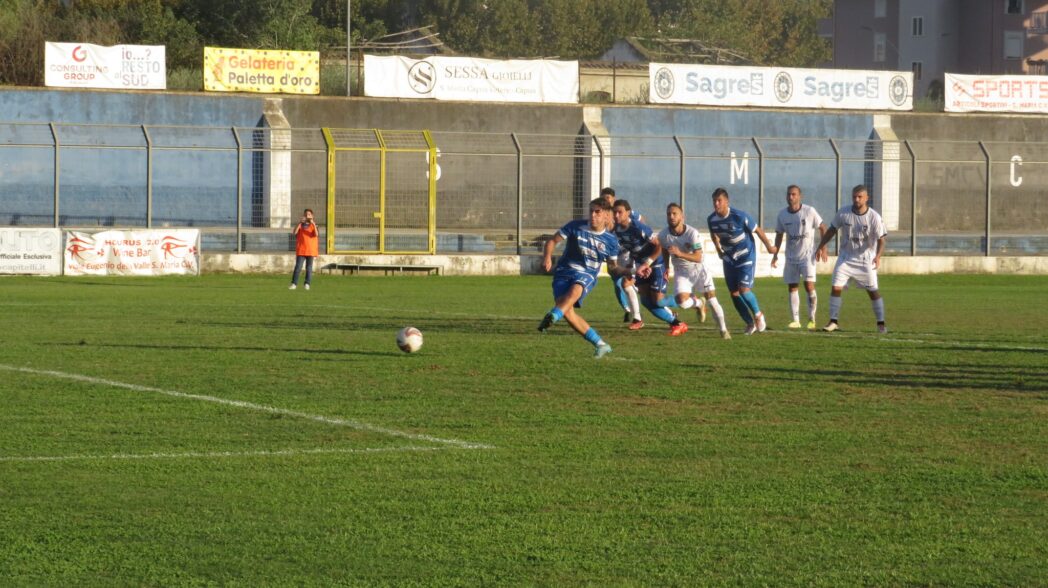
[1,273,1046,585]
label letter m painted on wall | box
[730,152,749,185]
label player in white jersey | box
[771,185,828,330]
[657,202,731,339]
[814,184,888,334]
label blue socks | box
[614,277,630,310]
[643,300,676,324]
[731,294,752,324]
[740,290,761,315]
[656,297,678,308]
[549,307,564,323]
[583,328,603,346]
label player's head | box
[786,185,802,209]
[589,197,612,229]
[600,187,615,199]
[665,202,684,230]
[711,187,730,216]
[851,184,869,211]
[612,199,632,227]
[303,208,314,221]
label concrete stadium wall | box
[201,253,1048,276]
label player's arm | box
[606,258,631,279]
[873,234,885,269]
[636,239,662,279]
[754,226,778,255]
[771,230,784,267]
[816,223,829,262]
[542,233,564,273]
[708,227,724,259]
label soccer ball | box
[396,326,423,353]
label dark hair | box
[666,202,683,212]
[712,187,729,200]
[600,187,615,197]
[852,184,868,196]
[304,208,314,214]
[613,198,632,211]
[786,185,801,194]
[590,198,612,211]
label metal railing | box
[1,122,1045,256]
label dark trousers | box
[291,256,314,285]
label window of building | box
[1006,0,1024,14]
[874,33,886,62]
[912,61,923,81]
[874,0,886,18]
[1004,31,1024,59]
[1032,12,1048,31]
[912,17,924,36]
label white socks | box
[708,297,727,332]
[829,295,842,321]
[678,296,695,309]
[872,297,885,322]
[789,290,800,321]
[808,291,818,322]
[626,285,641,321]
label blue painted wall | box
[600,107,876,229]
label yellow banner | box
[204,47,319,94]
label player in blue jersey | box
[706,187,778,335]
[538,198,629,358]
[613,199,688,336]
[600,187,642,325]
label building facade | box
[822,0,1048,98]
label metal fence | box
[1,122,1045,256]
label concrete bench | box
[322,263,442,276]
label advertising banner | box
[45,42,166,90]
[0,228,62,275]
[649,63,913,110]
[364,55,579,103]
[64,230,200,276]
[204,47,319,94]
[946,73,1048,113]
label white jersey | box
[658,224,705,274]
[832,205,887,263]
[775,204,823,263]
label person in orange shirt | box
[289,208,319,290]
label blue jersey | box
[614,219,663,268]
[707,207,758,268]
[554,219,620,278]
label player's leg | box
[803,280,818,329]
[559,284,613,357]
[724,264,753,329]
[736,265,765,333]
[801,257,818,328]
[304,256,314,289]
[290,255,305,288]
[783,262,801,327]
[823,260,849,331]
[858,264,886,333]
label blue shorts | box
[722,262,755,292]
[552,269,597,308]
[637,265,668,294]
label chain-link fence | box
[1,122,1045,256]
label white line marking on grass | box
[0,364,494,450]
[0,445,445,463]
[766,330,1047,352]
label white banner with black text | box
[649,63,913,110]
[0,228,63,275]
[364,55,579,103]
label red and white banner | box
[946,73,1048,113]
[64,230,199,276]
[364,55,579,103]
[45,42,166,90]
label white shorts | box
[673,265,715,296]
[831,257,878,291]
[782,258,817,285]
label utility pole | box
[346,0,352,96]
